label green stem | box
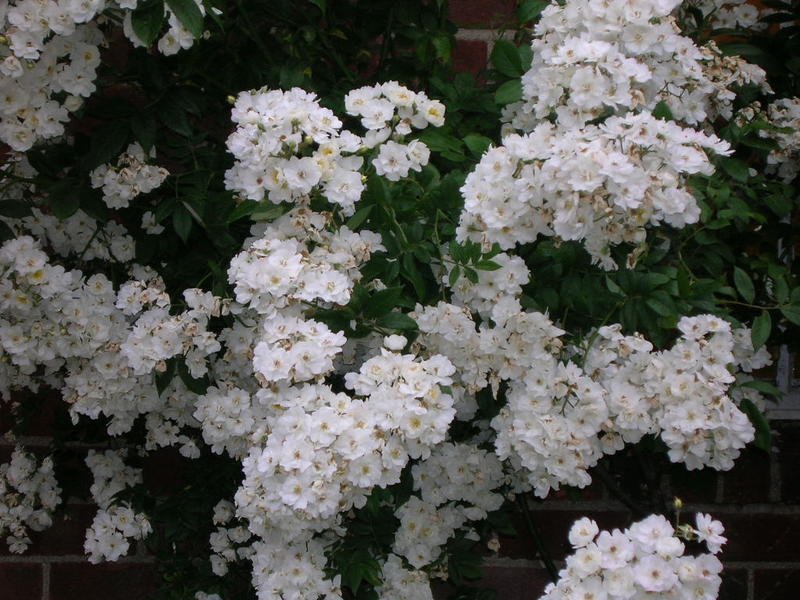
[518,495,558,583]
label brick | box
[432,565,551,600]
[667,462,718,504]
[50,562,157,600]
[754,568,800,600]
[719,567,749,600]
[449,0,516,27]
[452,39,488,76]
[775,421,800,503]
[719,513,800,562]
[721,447,771,504]
[0,563,42,600]
[1,389,63,437]
[0,505,94,557]
[142,447,186,495]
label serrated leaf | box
[448,265,461,287]
[646,298,673,317]
[733,267,755,303]
[131,112,157,155]
[739,399,772,452]
[518,0,548,22]
[605,275,624,296]
[46,179,81,220]
[377,312,417,330]
[464,267,478,283]
[463,134,492,158]
[491,40,524,77]
[226,200,259,223]
[172,203,192,242]
[364,287,404,319]
[82,121,130,171]
[475,259,501,271]
[0,200,32,219]
[720,158,750,183]
[740,380,782,398]
[131,0,165,46]
[165,0,204,38]
[652,101,673,121]
[0,221,14,242]
[345,205,373,230]
[781,305,800,325]
[751,311,771,350]
[495,79,522,105]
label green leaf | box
[720,158,750,183]
[646,298,673,317]
[131,0,165,46]
[475,259,501,271]
[309,0,326,13]
[377,312,418,330]
[495,79,522,105]
[652,101,673,121]
[0,221,14,243]
[46,179,81,220]
[226,200,260,223]
[165,0,204,38]
[131,112,157,155]
[0,200,32,219]
[432,35,453,63]
[172,203,193,242]
[463,267,479,284]
[733,267,755,303]
[364,287,404,319]
[518,0,548,22]
[463,134,492,158]
[345,205,373,230]
[605,275,624,296]
[81,121,130,171]
[448,265,461,287]
[739,399,772,452]
[491,40,524,77]
[740,380,782,398]
[781,306,800,326]
[751,311,771,350]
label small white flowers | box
[0,447,62,554]
[541,513,726,600]
[90,143,169,210]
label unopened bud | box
[226,95,236,105]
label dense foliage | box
[1,0,799,599]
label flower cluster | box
[224,87,362,211]
[90,143,169,209]
[83,449,151,563]
[458,111,730,269]
[765,97,800,182]
[228,208,383,315]
[392,442,505,568]
[375,554,434,600]
[0,446,61,553]
[506,0,768,130]
[539,514,725,600]
[344,82,443,180]
[0,4,102,150]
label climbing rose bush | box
[0,0,798,598]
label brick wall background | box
[2,2,798,599]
